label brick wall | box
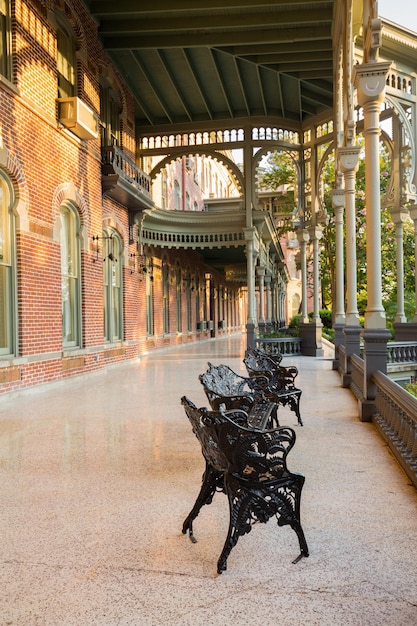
[0,0,244,396]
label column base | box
[298,321,324,357]
[246,322,256,349]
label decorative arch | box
[52,181,90,250]
[149,149,244,197]
[384,95,417,202]
[55,0,86,52]
[0,147,29,230]
[316,141,336,219]
[102,214,128,265]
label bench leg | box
[278,392,303,426]
[293,393,303,426]
[276,475,309,561]
[182,462,223,542]
[217,476,255,574]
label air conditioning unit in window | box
[57,97,98,140]
[185,157,194,170]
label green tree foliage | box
[257,151,298,238]
[258,140,416,326]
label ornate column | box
[244,227,258,347]
[392,207,409,323]
[352,57,392,421]
[297,226,324,356]
[309,225,323,322]
[296,228,310,324]
[410,204,417,323]
[330,177,345,370]
[353,61,391,330]
[339,145,362,385]
[264,272,272,331]
[257,266,266,331]
[393,203,417,339]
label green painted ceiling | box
[82,0,336,131]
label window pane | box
[57,20,75,98]
[103,231,122,342]
[0,184,10,264]
[60,205,79,347]
[0,1,11,80]
[0,171,14,355]
[0,264,11,351]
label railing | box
[102,146,151,196]
[255,337,302,356]
[387,341,417,365]
[350,353,365,402]
[373,370,417,489]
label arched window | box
[186,192,190,210]
[0,170,16,356]
[103,228,123,342]
[60,202,81,347]
[56,12,77,98]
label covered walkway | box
[1,334,417,625]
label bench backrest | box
[199,362,249,396]
[181,396,296,483]
[181,396,228,472]
[244,346,282,377]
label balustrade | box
[373,370,417,489]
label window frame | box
[103,228,123,343]
[0,169,16,357]
[0,0,12,81]
[99,82,121,147]
[56,12,77,99]
[60,201,82,349]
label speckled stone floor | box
[1,333,416,625]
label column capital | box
[390,207,410,224]
[338,146,361,173]
[331,188,345,210]
[296,228,310,244]
[408,203,417,221]
[352,61,392,106]
[308,225,324,241]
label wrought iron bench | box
[244,347,303,426]
[198,361,278,429]
[181,396,309,574]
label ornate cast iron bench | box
[244,347,303,427]
[181,396,309,574]
[198,361,278,429]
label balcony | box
[101,145,154,211]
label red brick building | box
[0,0,245,394]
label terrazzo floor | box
[1,333,416,625]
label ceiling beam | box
[129,51,174,124]
[182,50,214,120]
[89,0,333,16]
[233,57,250,116]
[101,25,332,50]
[242,50,333,64]
[256,66,267,116]
[97,9,332,34]
[210,50,234,118]
[156,50,193,122]
[223,41,333,55]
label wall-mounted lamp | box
[91,234,118,263]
